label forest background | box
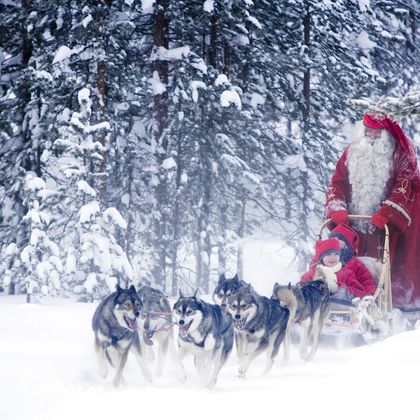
[0,0,419,302]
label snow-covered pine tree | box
[1,0,418,297]
[0,1,59,292]
[50,88,133,300]
[17,173,62,302]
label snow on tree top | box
[78,88,91,103]
[204,0,215,13]
[215,74,230,87]
[78,201,100,223]
[26,174,46,191]
[141,0,155,14]
[52,45,83,64]
[248,93,265,109]
[190,81,206,102]
[220,90,242,110]
[357,31,376,50]
[247,16,262,30]
[103,207,127,230]
[161,157,177,170]
[82,14,92,28]
[77,180,96,197]
[151,46,190,62]
[149,71,166,95]
[357,0,370,12]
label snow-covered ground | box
[1,291,419,420]
[1,238,418,420]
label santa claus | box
[325,112,420,309]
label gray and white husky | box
[271,280,330,363]
[213,273,247,310]
[173,291,234,388]
[138,285,186,379]
[227,284,289,378]
[92,284,151,387]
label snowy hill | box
[1,294,419,420]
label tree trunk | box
[223,40,231,76]
[153,0,169,146]
[218,205,228,275]
[208,14,217,68]
[195,232,203,294]
[303,8,311,134]
[152,0,169,291]
[201,178,211,293]
[124,149,135,289]
[94,2,110,206]
[171,135,183,296]
[236,198,246,279]
[20,0,33,173]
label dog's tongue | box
[128,317,137,331]
[143,331,154,346]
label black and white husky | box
[227,285,289,378]
[213,273,247,310]
[92,284,151,387]
[173,291,234,388]
[271,280,330,363]
[138,285,186,379]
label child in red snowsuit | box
[301,238,376,299]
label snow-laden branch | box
[348,91,420,118]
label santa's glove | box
[371,213,388,229]
[330,210,348,224]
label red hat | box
[363,113,385,130]
[315,238,340,263]
[362,112,418,172]
[329,223,359,253]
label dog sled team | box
[92,111,420,388]
[91,250,375,390]
[93,275,313,389]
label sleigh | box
[317,215,393,344]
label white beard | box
[346,122,395,232]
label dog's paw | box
[143,371,153,383]
[237,367,247,379]
[206,378,217,389]
[112,375,122,388]
[177,372,187,383]
[98,365,108,379]
[176,366,187,383]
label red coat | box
[325,133,420,309]
[301,258,377,298]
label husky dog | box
[92,284,151,387]
[271,280,329,363]
[227,285,289,378]
[138,285,186,379]
[173,291,234,388]
[213,273,247,310]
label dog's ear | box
[160,297,170,311]
[129,285,137,293]
[247,283,252,291]
[287,282,292,290]
[233,274,239,281]
[218,273,226,283]
[179,289,184,298]
[116,284,123,293]
[193,288,199,299]
[273,282,279,288]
